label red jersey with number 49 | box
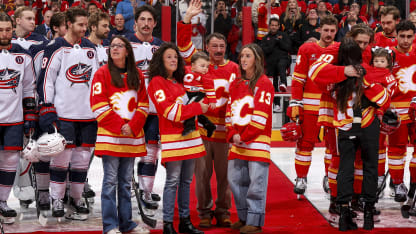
[226,75,273,163]
[391,47,416,123]
[183,66,216,103]
[292,42,337,115]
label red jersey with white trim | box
[148,76,205,163]
[226,75,273,163]
[390,47,416,124]
[177,21,240,142]
[90,65,149,157]
[37,37,99,120]
[312,74,390,130]
[292,41,337,114]
[374,32,397,48]
[183,66,215,103]
[0,44,36,124]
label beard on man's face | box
[0,39,11,46]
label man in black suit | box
[34,10,54,39]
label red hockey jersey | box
[148,76,205,163]
[292,41,337,115]
[90,65,149,157]
[374,32,397,48]
[184,66,216,103]
[226,75,273,163]
[177,21,240,142]
[391,47,416,124]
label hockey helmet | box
[380,108,401,135]
[281,122,302,142]
[22,136,40,162]
[37,127,66,157]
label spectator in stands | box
[206,0,232,38]
[409,10,416,27]
[34,10,54,39]
[227,11,245,62]
[72,0,104,10]
[280,0,305,39]
[336,10,358,41]
[50,12,67,38]
[333,0,351,19]
[294,8,320,49]
[88,2,99,15]
[108,14,133,39]
[339,1,368,27]
[317,1,332,21]
[260,15,292,112]
[116,0,135,32]
[360,0,383,26]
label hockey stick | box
[401,182,416,218]
[132,176,156,228]
[376,169,389,202]
[29,164,40,218]
[0,219,4,234]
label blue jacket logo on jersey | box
[0,68,20,93]
[135,59,149,69]
[66,63,93,86]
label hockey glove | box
[286,99,304,122]
[281,121,302,142]
[39,103,59,133]
[409,97,416,121]
[380,108,401,135]
[23,97,38,136]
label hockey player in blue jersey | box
[126,4,163,211]
[0,12,36,224]
[37,7,99,221]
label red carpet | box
[10,163,416,234]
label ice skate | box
[139,189,160,202]
[82,182,96,206]
[140,190,158,210]
[294,177,307,199]
[51,198,65,221]
[0,201,16,224]
[394,183,408,202]
[65,197,89,221]
[377,175,386,199]
[322,175,330,194]
[38,190,51,211]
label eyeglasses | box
[110,43,126,49]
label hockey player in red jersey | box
[373,6,400,48]
[37,7,99,220]
[178,0,240,227]
[226,43,274,234]
[388,20,416,204]
[0,12,36,224]
[287,15,338,197]
[182,51,216,137]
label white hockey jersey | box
[126,34,163,114]
[13,32,49,78]
[0,44,36,124]
[37,37,99,120]
[95,39,109,67]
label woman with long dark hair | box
[147,42,208,234]
[226,43,274,233]
[312,37,391,231]
[90,36,150,234]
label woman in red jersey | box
[226,43,274,234]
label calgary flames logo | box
[231,96,254,126]
[396,64,416,94]
[110,90,137,120]
[65,63,93,86]
[0,68,21,93]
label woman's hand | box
[200,100,209,113]
[184,0,203,24]
[233,134,242,144]
[121,123,133,136]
